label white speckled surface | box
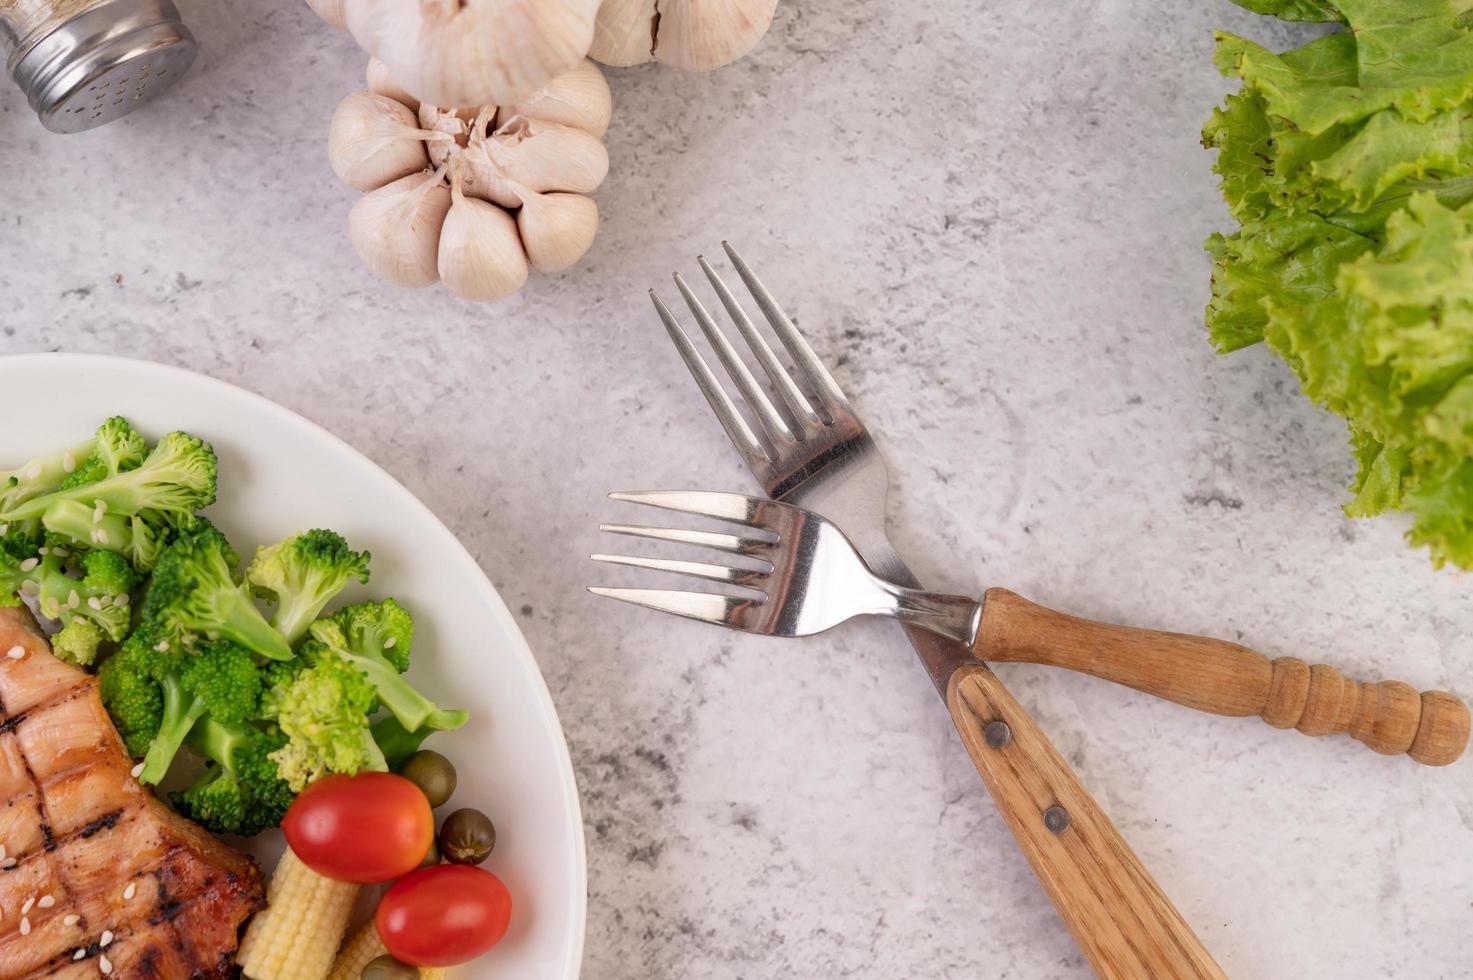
[2,1,1471,976]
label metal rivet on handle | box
[984,720,1011,749]
[1043,805,1070,834]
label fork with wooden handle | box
[595,491,1469,761]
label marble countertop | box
[2,1,1470,976]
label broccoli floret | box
[1,542,140,666]
[266,652,384,791]
[53,620,105,667]
[0,431,216,524]
[173,767,250,836]
[235,727,298,824]
[141,525,292,662]
[42,501,192,572]
[55,417,148,491]
[137,639,261,784]
[305,601,466,734]
[99,629,168,756]
[176,719,294,836]
[246,530,370,644]
[334,596,411,672]
[0,533,34,610]
[0,438,98,513]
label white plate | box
[0,353,586,980]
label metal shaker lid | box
[8,0,196,134]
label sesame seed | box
[130,763,144,779]
[23,463,40,481]
[38,895,54,909]
[19,581,37,596]
[100,955,113,975]
[51,548,67,559]
[87,597,103,611]
[6,646,24,660]
[122,882,136,901]
[64,914,79,926]
[20,916,30,935]
[18,558,37,572]
[100,930,112,946]
[0,524,7,535]
[153,641,169,653]
[90,530,102,543]
[94,500,108,518]
[384,637,397,648]
[67,589,79,609]
[62,452,75,473]
[20,896,33,914]
[2,857,17,869]
[73,949,85,960]
[114,593,129,608]
[37,547,48,556]
[95,529,110,546]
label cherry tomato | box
[376,864,513,966]
[283,772,433,883]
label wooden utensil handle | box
[976,588,1470,766]
[948,663,1226,979]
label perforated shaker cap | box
[8,0,196,134]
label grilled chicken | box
[0,608,264,979]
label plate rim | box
[0,351,588,977]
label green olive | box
[439,807,496,865]
[399,750,457,808]
[418,838,440,868]
[361,955,418,980]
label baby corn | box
[238,848,359,980]
[327,918,388,980]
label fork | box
[598,243,1229,979]
[592,489,1469,767]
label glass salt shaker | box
[1,0,195,133]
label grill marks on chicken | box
[0,609,264,979]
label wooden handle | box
[976,588,1470,766]
[948,663,1226,979]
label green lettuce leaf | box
[1230,0,1343,23]
[1205,211,1375,352]
[1262,194,1473,566]
[1203,0,1473,569]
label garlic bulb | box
[329,92,436,192]
[591,0,778,71]
[367,57,419,112]
[348,171,452,287]
[328,57,610,301]
[499,58,612,139]
[343,0,601,108]
[305,0,346,29]
[511,185,599,274]
[439,178,529,301]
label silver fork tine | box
[608,490,766,526]
[650,290,768,467]
[586,588,759,629]
[721,241,852,413]
[673,273,795,450]
[696,255,823,432]
[598,522,770,557]
[590,552,766,587]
